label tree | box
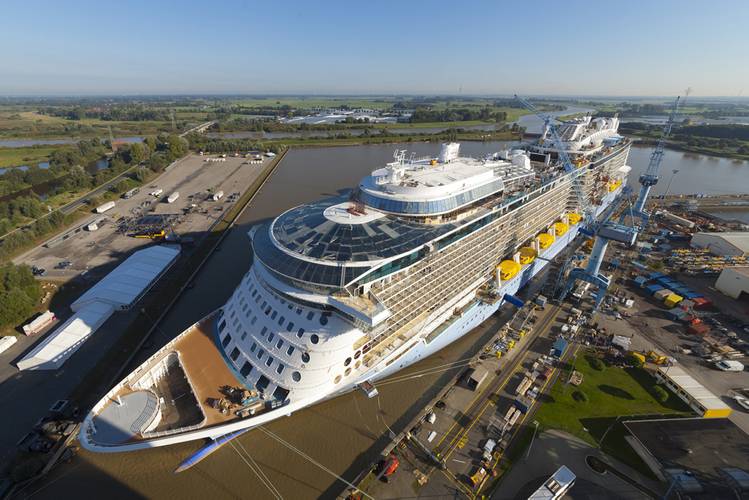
[129,142,146,164]
[652,385,669,403]
[0,263,41,328]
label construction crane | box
[622,94,686,227]
[514,96,637,309]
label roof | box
[17,301,115,370]
[72,245,180,310]
[723,266,749,279]
[694,232,749,253]
[656,365,729,412]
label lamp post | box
[525,420,540,460]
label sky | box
[1,0,747,97]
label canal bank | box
[19,140,749,500]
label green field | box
[535,350,691,473]
[0,145,69,168]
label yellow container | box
[553,222,569,237]
[567,213,582,225]
[537,233,555,249]
[664,293,683,308]
[498,260,521,280]
[519,247,537,265]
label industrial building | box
[690,231,749,257]
[17,245,181,371]
[654,365,731,418]
[715,266,749,299]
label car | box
[734,394,749,412]
[715,360,745,372]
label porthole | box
[302,352,310,363]
[344,357,352,367]
[354,350,361,359]
[292,371,301,382]
[319,315,329,326]
[310,334,319,344]
[334,375,342,384]
[344,367,351,377]
[355,360,360,369]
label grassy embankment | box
[532,351,691,475]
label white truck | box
[95,201,115,214]
[167,192,180,204]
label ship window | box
[344,367,351,377]
[257,375,270,392]
[276,364,285,375]
[280,298,285,305]
[278,316,285,327]
[297,328,305,338]
[250,342,257,352]
[241,303,249,312]
[251,316,258,325]
[319,315,329,326]
[310,334,319,345]
[268,332,275,342]
[221,334,232,348]
[273,386,289,401]
[307,311,314,321]
[276,339,283,349]
[355,360,360,369]
[230,348,240,361]
[286,346,295,356]
[344,357,351,367]
[241,331,247,341]
[301,352,310,363]
[261,301,267,309]
[265,307,271,316]
[254,295,260,303]
[287,322,294,332]
[218,319,226,333]
[334,375,342,384]
[251,290,257,298]
[271,311,277,320]
[296,308,302,315]
[257,349,265,360]
[265,356,273,367]
[292,371,301,382]
[240,362,253,377]
[287,303,293,310]
[354,350,361,359]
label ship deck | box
[91,315,251,445]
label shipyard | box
[1,3,749,500]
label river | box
[24,139,749,500]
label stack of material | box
[654,289,672,301]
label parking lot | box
[14,154,268,282]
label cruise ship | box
[80,117,630,452]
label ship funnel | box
[439,143,460,163]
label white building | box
[716,266,749,300]
[690,232,749,257]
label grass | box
[0,145,70,168]
[534,351,692,474]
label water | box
[28,140,748,499]
[0,136,143,148]
[705,209,749,224]
[0,162,49,175]
[627,144,749,195]
[207,123,499,140]
[620,115,749,126]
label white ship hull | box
[80,182,623,453]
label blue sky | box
[1,0,747,96]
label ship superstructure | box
[81,130,631,452]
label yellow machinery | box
[567,212,582,225]
[134,230,166,240]
[498,260,521,280]
[630,351,647,365]
[553,222,569,237]
[608,179,623,192]
[519,247,537,265]
[537,233,555,249]
[646,351,668,365]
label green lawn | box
[0,145,69,168]
[535,351,692,473]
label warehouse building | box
[654,365,731,418]
[716,266,749,299]
[690,231,749,257]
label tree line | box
[0,262,41,330]
[410,107,508,123]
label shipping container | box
[0,336,18,355]
[212,190,224,201]
[95,201,116,214]
[22,310,56,336]
[167,192,180,204]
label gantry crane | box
[621,94,685,228]
[515,96,637,308]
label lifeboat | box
[567,213,581,225]
[553,222,569,237]
[607,179,622,192]
[537,233,555,249]
[519,247,537,265]
[498,260,521,280]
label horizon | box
[1,0,747,97]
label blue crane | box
[515,96,637,309]
[622,95,684,227]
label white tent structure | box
[17,245,180,371]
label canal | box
[27,140,749,500]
